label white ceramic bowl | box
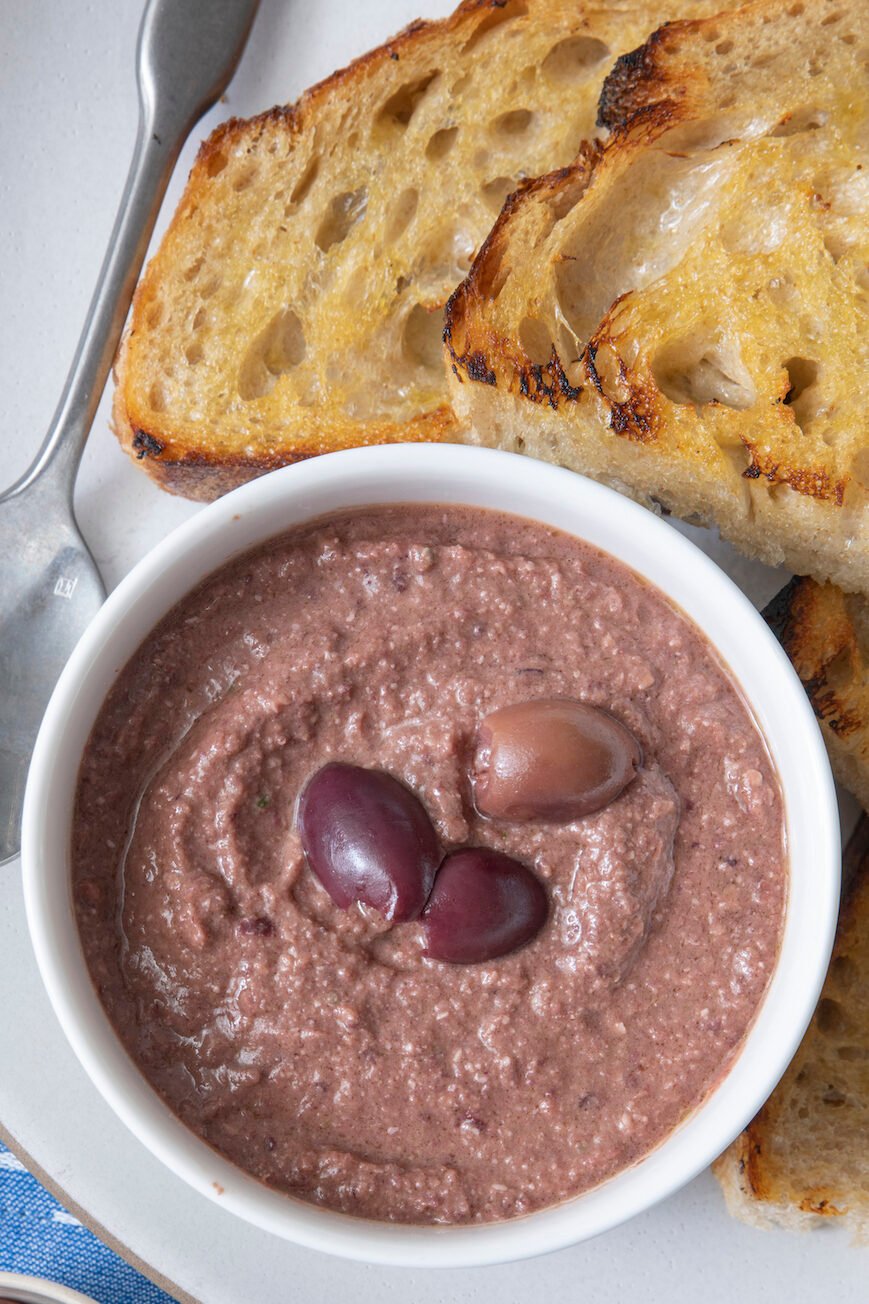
[0,1273,97,1304]
[23,445,839,1267]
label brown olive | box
[473,697,642,823]
[297,763,440,921]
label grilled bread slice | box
[713,817,869,1238]
[115,0,720,500]
[445,0,869,594]
[766,577,869,811]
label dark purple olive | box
[473,698,642,823]
[297,763,440,922]
[422,848,548,964]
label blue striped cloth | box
[0,1141,176,1303]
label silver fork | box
[0,0,259,862]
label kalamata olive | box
[474,697,642,823]
[297,763,440,921]
[422,848,548,963]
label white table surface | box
[1,2,864,1300]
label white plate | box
[0,1274,97,1304]
[0,1,864,1301]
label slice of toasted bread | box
[445,0,869,594]
[114,0,722,500]
[712,817,869,1239]
[765,578,869,812]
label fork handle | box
[9,0,259,502]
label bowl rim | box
[22,443,840,1267]
[0,1272,99,1304]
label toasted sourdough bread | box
[114,0,722,500]
[766,577,869,811]
[445,0,869,594]
[713,817,869,1238]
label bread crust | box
[766,578,869,812]
[712,818,869,1238]
[112,345,458,502]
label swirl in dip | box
[73,506,786,1225]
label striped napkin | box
[0,1141,175,1303]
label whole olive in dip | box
[423,847,548,963]
[298,763,440,921]
[474,697,642,823]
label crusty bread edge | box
[765,578,869,813]
[823,742,869,818]
[447,367,869,594]
[712,1130,849,1232]
[595,9,704,133]
[111,327,459,501]
[713,818,869,1236]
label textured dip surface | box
[73,506,786,1224]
